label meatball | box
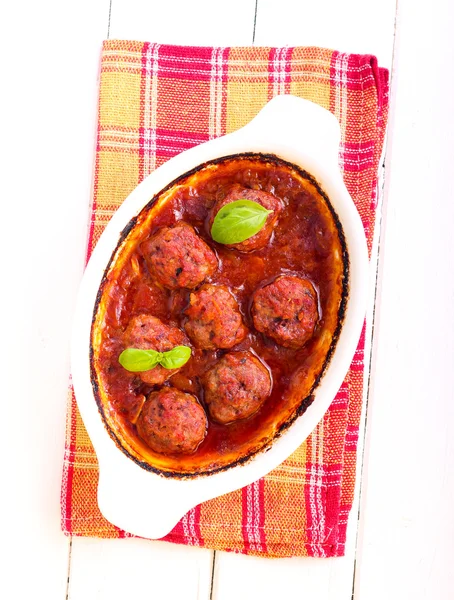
[136,387,207,454]
[204,351,271,424]
[142,223,218,289]
[209,185,283,252]
[124,314,189,385]
[184,284,247,349]
[251,275,318,349]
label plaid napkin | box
[61,40,388,558]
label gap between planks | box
[66,538,73,600]
[209,551,217,600]
[107,0,113,39]
[350,0,400,597]
[252,0,259,44]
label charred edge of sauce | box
[88,391,318,481]
[119,215,138,245]
[89,152,350,479]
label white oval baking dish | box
[71,95,368,539]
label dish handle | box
[97,449,198,539]
[241,95,341,168]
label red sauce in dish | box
[91,154,348,476]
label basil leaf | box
[118,345,192,372]
[118,348,162,372]
[211,199,273,245]
[160,345,192,369]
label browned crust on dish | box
[90,153,349,479]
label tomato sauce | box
[91,154,348,476]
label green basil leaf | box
[159,345,192,369]
[118,348,162,372]
[118,345,192,372]
[211,199,273,245]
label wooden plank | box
[68,538,213,600]
[254,0,396,69]
[212,1,396,598]
[109,0,257,45]
[68,1,258,598]
[211,141,386,600]
[212,543,357,599]
[0,0,110,598]
[354,0,454,598]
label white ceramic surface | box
[71,95,369,539]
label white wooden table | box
[2,0,454,598]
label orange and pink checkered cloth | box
[61,40,388,557]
